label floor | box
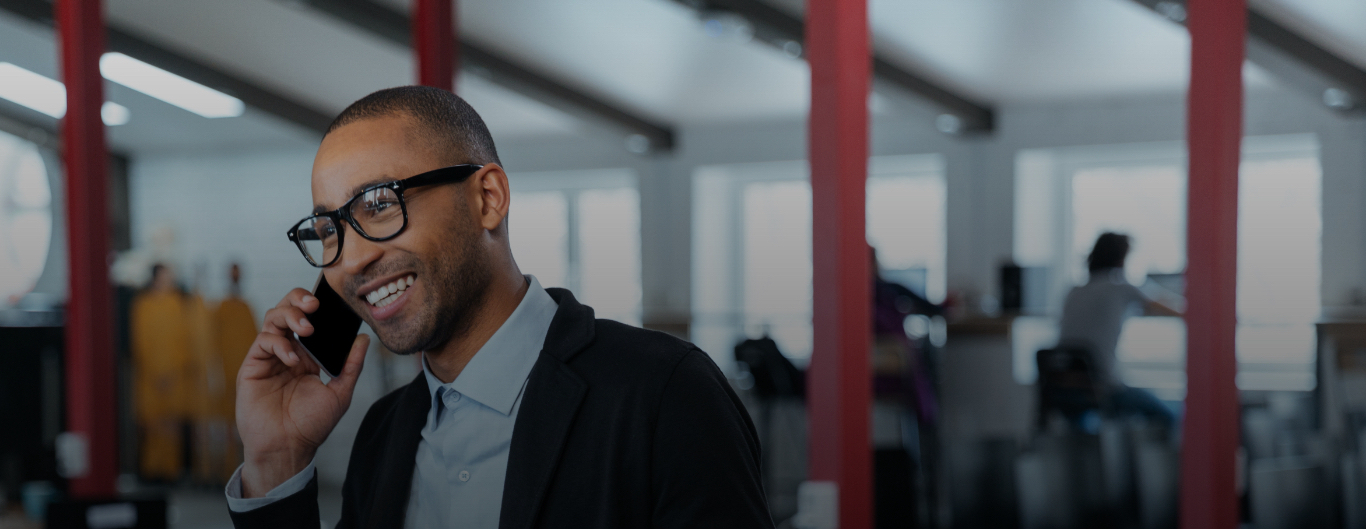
[1,484,344,529]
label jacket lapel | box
[498,289,595,529]
[365,375,431,528]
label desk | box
[941,317,1033,442]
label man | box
[1057,232,1180,428]
[225,86,771,528]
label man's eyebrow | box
[311,176,399,215]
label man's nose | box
[339,229,384,275]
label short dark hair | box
[326,86,502,167]
[1087,232,1130,273]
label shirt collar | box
[422,275,559,416]
[1088,267,1127,284]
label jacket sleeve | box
[651,348,774,529]
[228,473,321,529]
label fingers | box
[263,303,316,338]
[326,334,371,399]
[245,332,305,371]
[277,287,320,312]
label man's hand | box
[236,288,369,497]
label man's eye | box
[364,200,397,212]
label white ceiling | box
[103,0,582,140]
[0,9,318,154]
[0,0,1358,154]
[1251,0,1366,71]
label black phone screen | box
[297,274,363,378]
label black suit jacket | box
[230,288,773,528]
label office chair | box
[1035,346,1112,431]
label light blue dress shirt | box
[227,276,559,529]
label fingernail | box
[299,317,311,328]
[288,352,299,363]
[303,295,316,304]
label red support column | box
[1181,0,1245,527]
[413,0,455,91]
[807,0,872,526]
[58,0,117,498]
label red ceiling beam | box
[806,0,872,526]
[1181,0,1245,527]
[57,0,118,498]
[413,0,455,91]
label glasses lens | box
[294,216,340,266]
[350,187,405,238]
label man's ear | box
[472,163,511,233]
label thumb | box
[327,333,371,400]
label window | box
[693,155,947,371]
[0,129,52,305]
[1013,135,1322,392]
[1237,154,1322,387]
[508,169,641,324]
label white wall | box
[129,148,320,308]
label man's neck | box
[424,271,530,384]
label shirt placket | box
[440,389,472,507]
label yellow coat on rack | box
[214,296,256,420]
[130,290,191,481]
[214,295,257,480]
[185,293,223,482]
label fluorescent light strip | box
[0,63,65,118]
[0,63,130,126]
[100,53,244,118]
[101,101,131,126]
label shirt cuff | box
[224,460,317,512]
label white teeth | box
[366,275,416,307]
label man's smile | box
[354,272,420,321]
[365,274,415,307]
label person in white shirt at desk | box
[1057,232,1181,429]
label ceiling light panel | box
[101,101,131,126]
[0,62,130,126]
[99,52,244,118]
[0,62,66,118]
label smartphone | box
[296,273,363,378]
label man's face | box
[311,115,492,354]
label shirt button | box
[459,470,470,482]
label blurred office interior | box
[0,0,1364,528]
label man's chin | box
[371,323,433,356]
[375,333,426,356]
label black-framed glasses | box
[286,164,483,267]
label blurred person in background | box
[870,245,946,524]
[1057,232,1181,428]
[130,263,192,481]
[214,263,257,479]
[871,246,942,425]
